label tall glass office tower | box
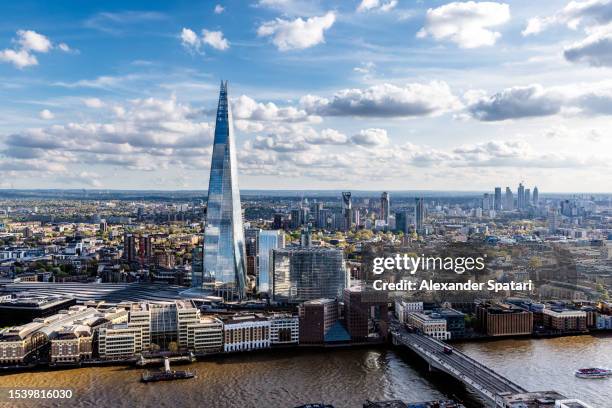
[201,81,247,300]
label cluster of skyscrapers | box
[485,183,539,212]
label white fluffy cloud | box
[523,0,612,36]
[181,28,229,52]
[83,98,105,108]
[417,1,511,48]
[257,12,335,51]
[214,4,225,14]
[39,109,54,120]
[0,30,68,69]
[300,81,461,117]
[351,128,389,146]
[357,0,398,13]
[232,95,320,123]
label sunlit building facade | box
[200,81,247,300]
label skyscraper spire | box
[199,81,247,300]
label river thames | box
[1,335,610,408]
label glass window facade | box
[198,81,247,300]
[271,248,346,304]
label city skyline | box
[1,1,612,192]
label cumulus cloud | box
[467,84,562,121]
[257,12,335,51]
[522,0,612,36]
[351,128,389,146]
[214,4,225,14]
[300,81,461,117]
[181,28,229,52]
[232,94,319,123]
[357,0,398,13]
[1,96,215,173]
[564,23,612,66]
[39,109,54,120]
[417,1,511,48]
[0,30,69,68]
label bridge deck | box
[391,320,526,404]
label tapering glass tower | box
[202,81,247,300]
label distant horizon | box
[0,188,610,196]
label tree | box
[168,341,179,353]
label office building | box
[298,298,339,344]
[542,308,587,332]
[405,311,450,340]
[186,316,224,353]
[0,295,77,326]
[123,232,137,263]
[191,246,204,288]
[50,325,93,364]
[343,286,388,341]
[524,188,531,206]
[395,210,411,234]
[98,325,143,359]
[517,183,525,210]
[200,81,248,300]
[257,230,285,294]
[415,198,425,235]
[548,208,559,234]
[494,187,502,211]
[476,302,533,337]
[395,299,424,323]
[342,192,352,231]
[269,314,299,345]
[533,186,539,205]
[221,314,271,352]
[505,187,514,210]
[271,247,346,304]
[380,192,390,225]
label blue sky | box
[0,0,611,192]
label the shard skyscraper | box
[201,81,247,300]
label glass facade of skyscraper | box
[257,230,285,294]
[200,81,247,300]
[271,248,346,304]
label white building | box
[405,311,450,341]
[98,325,143,359]
[395,299,424,323]
[221,314,271,352]
[186,316,223,353]
[269,314,299,345]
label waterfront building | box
[221,314,271,352]
[186,316,224,353]
[298,298,339,344]
[404,311,450,340]
[380,192,390,225]
[433,308,466,339]
[98,325,143,359]
[200,81,248,301]
[343,286,388,341]
[476,302,533,337]
[395,299,424,324]
[0,305,98,364]
[257,230,285,294]
[271,247,346,304]
[542,308,587,332]
[50,325,93,363]
[269,314,299,345]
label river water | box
[1,335,610,408]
